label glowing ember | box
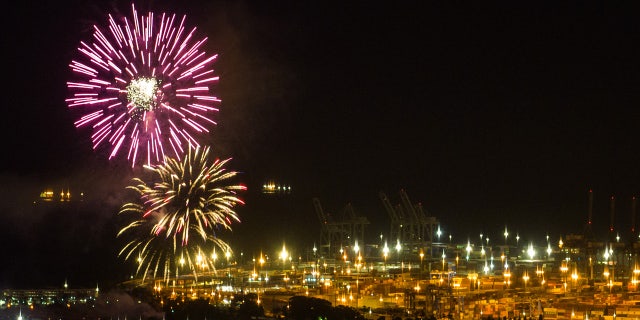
[127,77,160,112]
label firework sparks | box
[118,146,245,281]
[66,4,220,167]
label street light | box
[504,227,509,244]
[490,254,494,272]
[523,271,529,292]
[527,243,536,260]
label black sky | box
[1,1,640,288]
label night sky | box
[1,1,640,288]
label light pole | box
[225,249,232,287]
[382,242,389,273]
[604,247,614,303]
[355,253,362,308]
[257,253,265,303]
[211,249,218,271]
[609,246,615,285]
[504,264,511,289]
[396,240,402,269]
[354,240,360,257]
[354,241,360,308]
[604,265,611,304]
[280,244,288,288]
[341,247,347,275]
[441,249,446,286]
[469,273,477,292]
[536,265,545,289]
[419,250,424,279]
[313,244,317,264]
[560,260,568,291]
[633,264,640,292]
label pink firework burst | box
[66,4,220,167]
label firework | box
[66,4,220,167]
[118,146,245,281]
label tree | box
[331,305,365,320]
[287,296,332,320]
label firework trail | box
[66,4,220,167]
[118,146,245,281]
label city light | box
[7,228,640,320]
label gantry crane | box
[380,190,439,255]
[313,198,344,257]
[341,203,370,247]
[313,198,369,257]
